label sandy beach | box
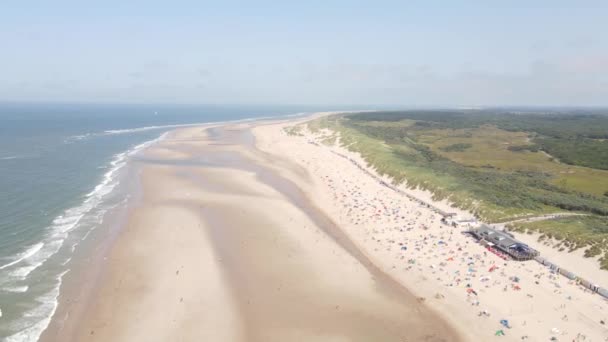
[42,114,608,342]
[44,119,458,342]
[254,115,608,341]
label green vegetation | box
[284,125,303,136]
[352,110,608,170]
[508,145,539,153]
[509,216,608,269]
[537,137,608,170]
[305,110,608,266]
[440,143,472,152]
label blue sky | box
[2,0,607,106]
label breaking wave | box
[65,111,311,143]
[0,133,168,342]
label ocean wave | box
[104,123,199,135]
[4,271,68,342]
[283,112,308,118]
[2,133,169,341]
[0,155,23,160]
[3,285,29,293]
[8,240,62,279]
[65,123,200,143]
[10,133,167,279]
[99,115,298,135]
[0,243,44,271]
[64,111,312,143]
[63,133,93,144]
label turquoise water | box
[0,103,314,341]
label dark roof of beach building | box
[474,226,513,246]
[470,225,539,260]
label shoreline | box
[39,155,145,342]
[34,112,318,342]
[2,127,168,342]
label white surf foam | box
[4,285,29,293]
[65,123,200,143]
[100,114,296,135]
[8,133,168,281]
[0,243,44,271]
[1,132,170,342]
[4,271,68,342]
[64,111,313,143]
[63,133,92,143]
[8,240,62,279]
[0,155,22,160]
[283,112,308,118]
[104,123,200,135]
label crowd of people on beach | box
[291,128,608,341]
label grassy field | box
[410,124,608,197]
[297,110,608,268]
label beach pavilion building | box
[468,225,539,261]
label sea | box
[0,103,322,341]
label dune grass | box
[509,216,608,269]
[284,125,304,136]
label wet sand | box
[52,122,460,342]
